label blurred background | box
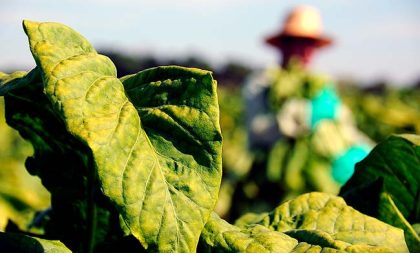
[1,0,420,85]
[0,0,419,230]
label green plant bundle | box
[0,20,411,253]
[267,63,327,110]
[267,64,344,194]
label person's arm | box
[242,71,281,151]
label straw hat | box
[265,5,333,48]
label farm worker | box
[236,5,373,215]
[243,5,335,152]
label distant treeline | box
[100,50,420,92]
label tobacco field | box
[0,21,419,253]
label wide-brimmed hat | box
[265,5,333,49]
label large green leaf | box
[199,212,298,253]
[1,70,123,252]
[340,135,420,252]
[0,232,71,253]
[235,192,408,253]
[340,135,419,220]
[23,20,222,252]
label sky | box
[1,0,420,86]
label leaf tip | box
[22,19,38,35]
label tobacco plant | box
[340,135,420,253]
[0,21,413,253]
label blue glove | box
[310,86,341,129]
[332,145,371,185]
